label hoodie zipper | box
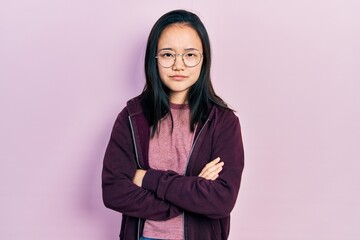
[183,118,210,240]
[184,118,210,176]
[128,116,142,170]
[128,116,143,240]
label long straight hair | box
[142,9,231,136]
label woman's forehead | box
[157,24,202,51]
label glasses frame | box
[155,49,203,68]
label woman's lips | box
[170,75,187,80]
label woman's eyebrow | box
[158,47,201,52]
[184,47,200,51]
[158,48,174,51]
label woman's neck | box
[169,93,188,104]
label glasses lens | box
[157,50,175,68]
[183,50,202,67]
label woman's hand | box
[198,157,224,180]
[133,169,147,187]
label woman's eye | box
[185,52,197,58]
[161,53,174,58]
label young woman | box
[102,9,244,240]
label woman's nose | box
[172,54,185,70]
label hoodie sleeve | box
[102,108,182,220]
[141,110,244,219]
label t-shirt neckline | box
[170,102,189,109]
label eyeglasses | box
[155,49,203,68]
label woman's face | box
[157,24,203,104]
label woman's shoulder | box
[126,94,143,106]
[117,94,144,116]
[211,103,237,117]
[209,103,240,127]
[114,94,144,120]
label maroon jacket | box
[102,95,244,240]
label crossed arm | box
[133,157,224,187]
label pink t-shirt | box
[143,103,195,240]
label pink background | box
[1,0,359,239]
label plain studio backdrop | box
[0,0,359,239]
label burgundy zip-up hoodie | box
[102,95,244,240]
